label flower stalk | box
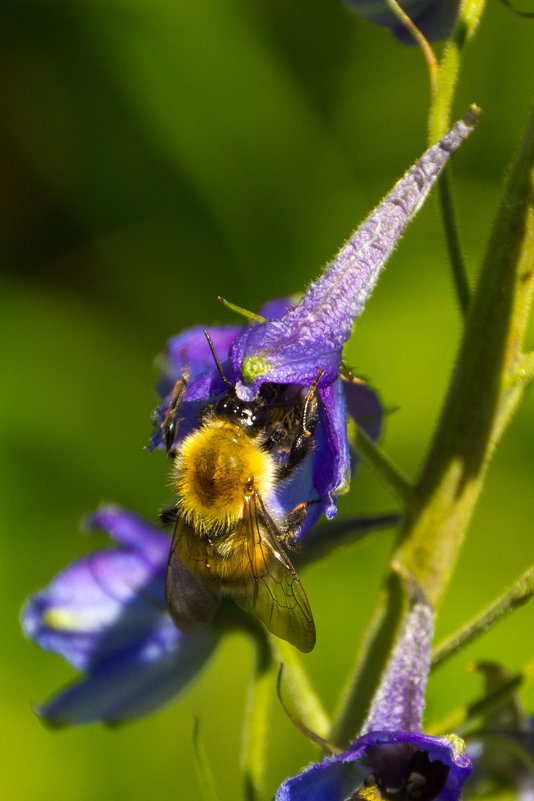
[436,171,471,316]
[431,565,534,669]
[426,0,488,311]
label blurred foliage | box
[3,0,534,799]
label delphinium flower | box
[276,587,472,801]
[343,0,459,43]
[21,507,219,726]
[21,109,477,724]
[151,301,381,546]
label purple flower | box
[20,507,218,726]
[152,109,478,537]
[152,307,381,537]
[276,592,472,800]
[343,0,459,44]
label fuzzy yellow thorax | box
[174,418,275,534]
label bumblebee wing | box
[230,492,316,653]
[165,515,221,633]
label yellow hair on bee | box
[174,418,275,534]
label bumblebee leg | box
[281,499,321,546]
[284,369,324,473]
[159,503,178,528]
[161,368,189,457]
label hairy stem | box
[432,565,534,668]
[428,0,487,310]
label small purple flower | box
[20,507,218,726]
[276,592,472,801]
[343,0,459,44]
[152,109,478,536]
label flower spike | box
[361,582,434,734]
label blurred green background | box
[3,0,534,798]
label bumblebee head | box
[214,393,267,432]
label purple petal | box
[343,378,383,442]
[21,546,166,672]
[37,621,217,726]
[87,506,170,564]
[232,108,479,401]
[157,324,242,397]
[319,379,351,508]
[257,296,297,321]
[362,594,434,733]
[151,324,243,452]
[276,731,471,801]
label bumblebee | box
[160,336,319,652]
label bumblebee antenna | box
[203,329,234,388]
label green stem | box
[270,636,330,740]
[241,630,276,801]
[426,673,524,735]
[295,513,400,570]
[428,0,487,311]
[350,422,416,510]
[431,41,470,314]
[437,169,471,317]
[432,565,534,668]
[429,0,487,141]
[331,570,405,745]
